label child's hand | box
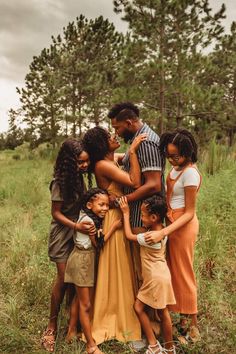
[112,218,123,231]
[129,133,147,153]
[119,196,130,214]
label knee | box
[80,301,91,314]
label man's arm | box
[125,170,162,203]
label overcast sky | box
[0,0,235,133]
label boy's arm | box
[119,197,138,242]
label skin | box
[144,143,199,328]
[94,133,147,191]
[110,117,162,227]
[66,194,122,349]
[44,150,96,349]
[119,197,174,351]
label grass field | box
[0,148,235,354]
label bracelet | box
[73,222,77,231]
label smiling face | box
[107,132,120,152]
[111,118,134,143]
[87,193,110,218]
[140,203,158,228]
[166,143,187,167]
[76,150,90,173]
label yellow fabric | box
[91,182,141,344]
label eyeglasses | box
[165,153,181,161]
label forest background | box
[0,1,235,353]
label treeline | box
[1,0,236,150]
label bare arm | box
[114,153,125,165]
[104,219,122,241]
[126,170,162,202]
[119,197,138,242]
[145,186,197,244]
[52,201,96,234]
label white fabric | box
[74,213,94,249]
[137,233,167,249]
[169,167,200,209]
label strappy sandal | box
[145,341,162,354]
[162,346,176,354]
[41,328,56,352]
[86,345,104,354]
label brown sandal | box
[41,329,56,352]
[86,345,104,354]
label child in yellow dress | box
[119,194,176,354]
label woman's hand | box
[144,229,165,244]
[76,221,96,236]
[119,196,130,214]
[129,133,147,153]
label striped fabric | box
[122,123,165,228]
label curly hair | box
[82,127,110,170]
[108,102,139,120]
[159,128,198,163]
[53,138,91,202]
[143,194,167,223]
[81,188,109,251]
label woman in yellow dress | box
[83,127,146,344]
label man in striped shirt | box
[108,102,165,290]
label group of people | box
[41,102,202,354]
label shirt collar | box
[129,122,147,143]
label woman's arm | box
[128,133,147,188]
[119,197,138,242]
[145,186,198,244]
[114,153,125,165]
[51,201,96,234]
[95,134,146,189]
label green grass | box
[0,150,235,353]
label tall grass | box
[0,148,235,353]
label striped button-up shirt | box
[122,123,165,228]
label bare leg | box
[157,308,174,350]
[42,263,68,352]
[66,294,80,342]
[76,286,96,349]
[48,262,68,331]
[134,299,157,346]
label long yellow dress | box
[92,182,141,344]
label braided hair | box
[143,194,167,223]
[82,127,110,171]
[80,188,109,250]
[53,138,92,202]
[159,128,198,163]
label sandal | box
[145,341,162,354]
[186,325,201,343]
[86,345,104,354]
[41,328,56,352]
[162,346,176,354]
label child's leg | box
[134,299,158,347]
[76,286,96,349]
[157,308,174,350]
[66,293,80,342]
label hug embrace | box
[41,102,201,354]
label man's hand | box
[76,221,96,236]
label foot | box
[145,341,162,354]
[86,345,104,354]
[186,325,201,343]
[66,330,79,343]
[41,328,56,352]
